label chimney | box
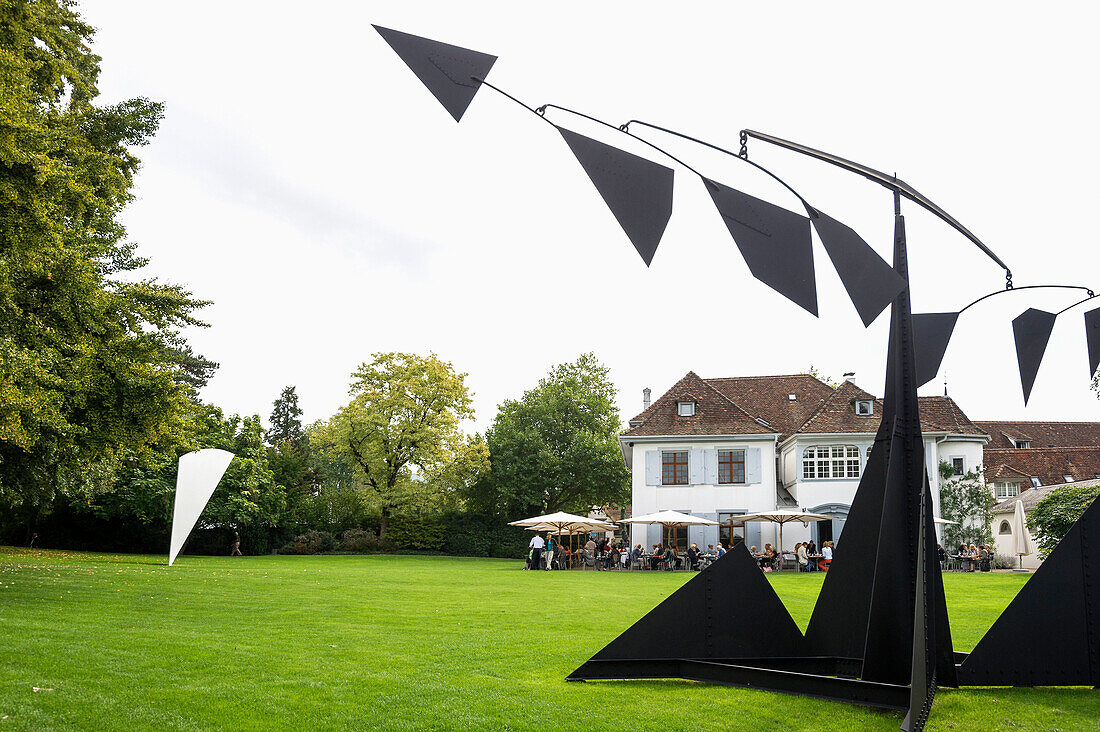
[843,372,856,382]
[643,387,651,410]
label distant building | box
[976,421,1100,499]
[989,476,1100,569]
[621,372,987,551]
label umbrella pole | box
[779,522,785,572]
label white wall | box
[629,437,779,550]
[991,514,1042,569]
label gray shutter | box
[648,524,662,547]
[645,450,661,485]
[703,449,718,485]
[689,449,704,485]
[748,522,762,550]
[746,447,763,484]
[702,512,719,548]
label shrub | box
[279,530,338,555]
[340,528,387,552]
[992,553,1016,570]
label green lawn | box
[1,549,1096,731]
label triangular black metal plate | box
[557,127,674,267]
[808,206,906,327]
[578,543,803,666]
[1012,308,1057,405]
[958,496,1099,686]
[912,312,959,388]
[374,25,497,122]
[1085,306,1100,378]
[705,178,818,316]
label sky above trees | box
[81,1,1100,432]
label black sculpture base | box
[568,657,911,711]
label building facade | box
[622,372,988,552]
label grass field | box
[1,549,1097,731]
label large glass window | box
[718,449,746,484]
[664,524,688,551]
[718,512,745,547]
[995,482,1020,499]
[662,451,688,485]
[802,445,861,479]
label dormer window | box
[1063,475,1074,483]
[855,400,874,416]
[677,401,695,417]
[1030,476,1041,488]
[1015,439,1031,449]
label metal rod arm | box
[741,129,1010,272]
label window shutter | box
[746,447,762,484]
[689,449,704,485]
[703,449,718,485]
[645,450,661,485]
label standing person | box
[545,533,556,570]
[28,533,39,549]
[230,531,242,556]
[529,533,545,571]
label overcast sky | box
[83,1,1100,434]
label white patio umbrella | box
[933,517,959,525]
[508,511,617,563]
[619,510,718,549]
[1012,499,1036,570]
[736,509,834,570]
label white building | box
[621,372,989,553]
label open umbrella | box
[509,512,617,567]
[736,509,834,570]
[619,510,718,549]
[933,517,959,525]
[1012,499,1036,570]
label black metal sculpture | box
[374,26,1100,732]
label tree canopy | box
[1029,484,1100,558]
[0,0,211,515]
[474,353,629,519]
[323,352,484,537]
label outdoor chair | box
[582,549,597,570]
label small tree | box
[938,461,994,549]
[1029,484,1100,558]
[267,386,304,446]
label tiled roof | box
[707,374,835,440]
[625,373,985,441]
[795,380,883,435]
[622,371,776,437]
[974,421,1100,449]
[917,396,985,435]
[991,476,1100,514]
[983,446,1100,488]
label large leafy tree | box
[1029,484,1100,558]
[0,1,209,515]
[325,352,483,537]
[476,353,629,518]
[938,461,994,550]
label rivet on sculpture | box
[375,26,1100,732]
[168,448,235,566]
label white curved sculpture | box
[168,448,234,566]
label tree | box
[1028,484,1100,558]
[325,353,482,537]
[938,461,994,549]
[477,353,630,518]
[267,386,304,446]
[0,0,211,517]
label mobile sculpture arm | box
[374,25,1100,732]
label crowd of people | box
[525,533,837,572]
[937,542,994,572]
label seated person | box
[687,543,700,570]
[715,542,726,559]
[820,541,833,571]
[649,545,663,570]
[796,542,809,572]
[662,544,675,570]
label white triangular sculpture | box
[168,449,234,566]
